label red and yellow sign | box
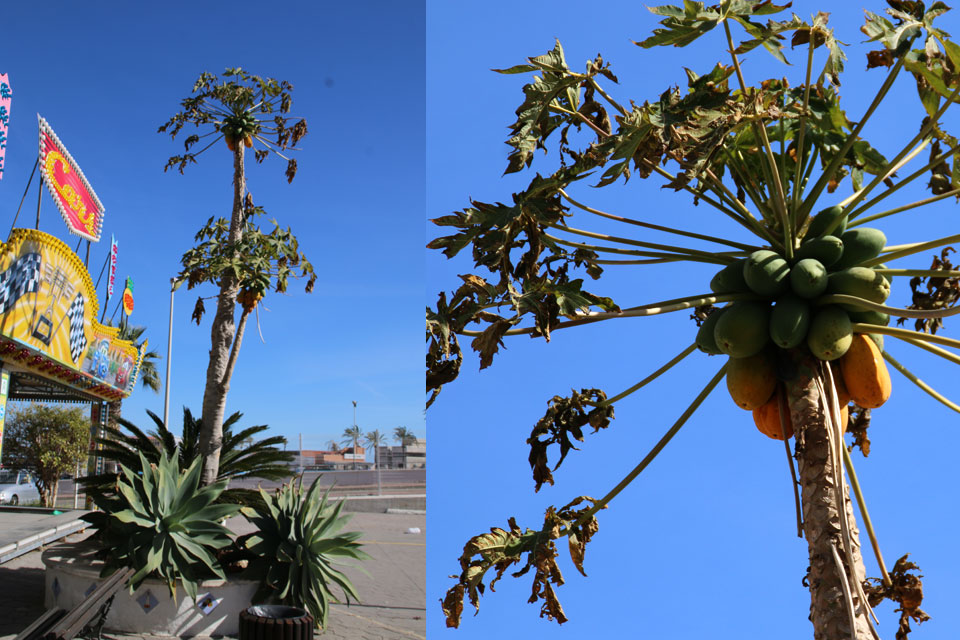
[38,116,105,242]
[122,276,134,316]
[0,229,142,400]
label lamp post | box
[351,400,358,473]
[163,278,174,428]
[375,428,382,496]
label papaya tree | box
[430,3,960,638]
[160,68,314,486]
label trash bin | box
[239,604,314,640]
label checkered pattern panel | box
[67,292,86,362]
[0,252,41,313]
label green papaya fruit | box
[874,263,890,288]
[827,267,891,311]
[709,260,749,294]
[807,306,853,361]
[790,258,828,299]
[743,250,790,297]
[714,301,770,358]
[834,228,886,270]
[696,307,727,354]
[794,235,844,267]
[770,295,811,349]
[807,205,847,238]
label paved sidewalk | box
[0,512,425,640]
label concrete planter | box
[42,540,259,638]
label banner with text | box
[0,75,10,180]
[38,115,105,242]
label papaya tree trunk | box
[199,142,246,486]
[785,351,872,639]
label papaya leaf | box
[442,499,602,628]
[493,40,584,174]
[557,496,601,577]
[862,9,922,54]
[471,314,513,370]
[898,247,960,333]
[863,554,931,640]
[791,12,848,86]
[527,388,614,491]
[638,2,792,52]
[846,404,872,457]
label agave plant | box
[242,475,369,629]
[82,448,241,602]
[81,407,293,505]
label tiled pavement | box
[0,511,425,640]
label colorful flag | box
[38,115,105,241]
[0,75,10,179]
[108,235,119,300]
[122,276,134,316]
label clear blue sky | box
[1,2,425,452]
[428,2,960,638]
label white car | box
[0,469,40,505]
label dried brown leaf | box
[527,389,614,491]
[863,554,930,640]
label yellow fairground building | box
[0,229,145,474]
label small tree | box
[393,426,417,447]
[4,404,89,507]
[365,430,387,468]
[160,68,314,486]
[393,426,416,469]
[341,426,362,470]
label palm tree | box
[432,6,957,636]
[160,69,312,487]
[341,425,362,470]
[325,440,342,453]
[364,430,388,469]
[81,407,293,506]
[116,319,162,394]
[393,426,417,470]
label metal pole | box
[35,178,41,229]
[73,459,79,509]
[376,428,382,496]
[162,279,174,428]
[352,400,358,472]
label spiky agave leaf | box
[81,448,240,602]
[244,475,369,628]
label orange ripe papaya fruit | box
[752,387,793,440]
[725,352,776,410]
[839,333,892,409]
[225,136,237,152]
[244,135,253,148]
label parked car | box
[0,469,41,505]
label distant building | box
[377,439,426,469]
[288,447,370,471]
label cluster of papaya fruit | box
[696,205,894,439]
[221,112,259,152]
